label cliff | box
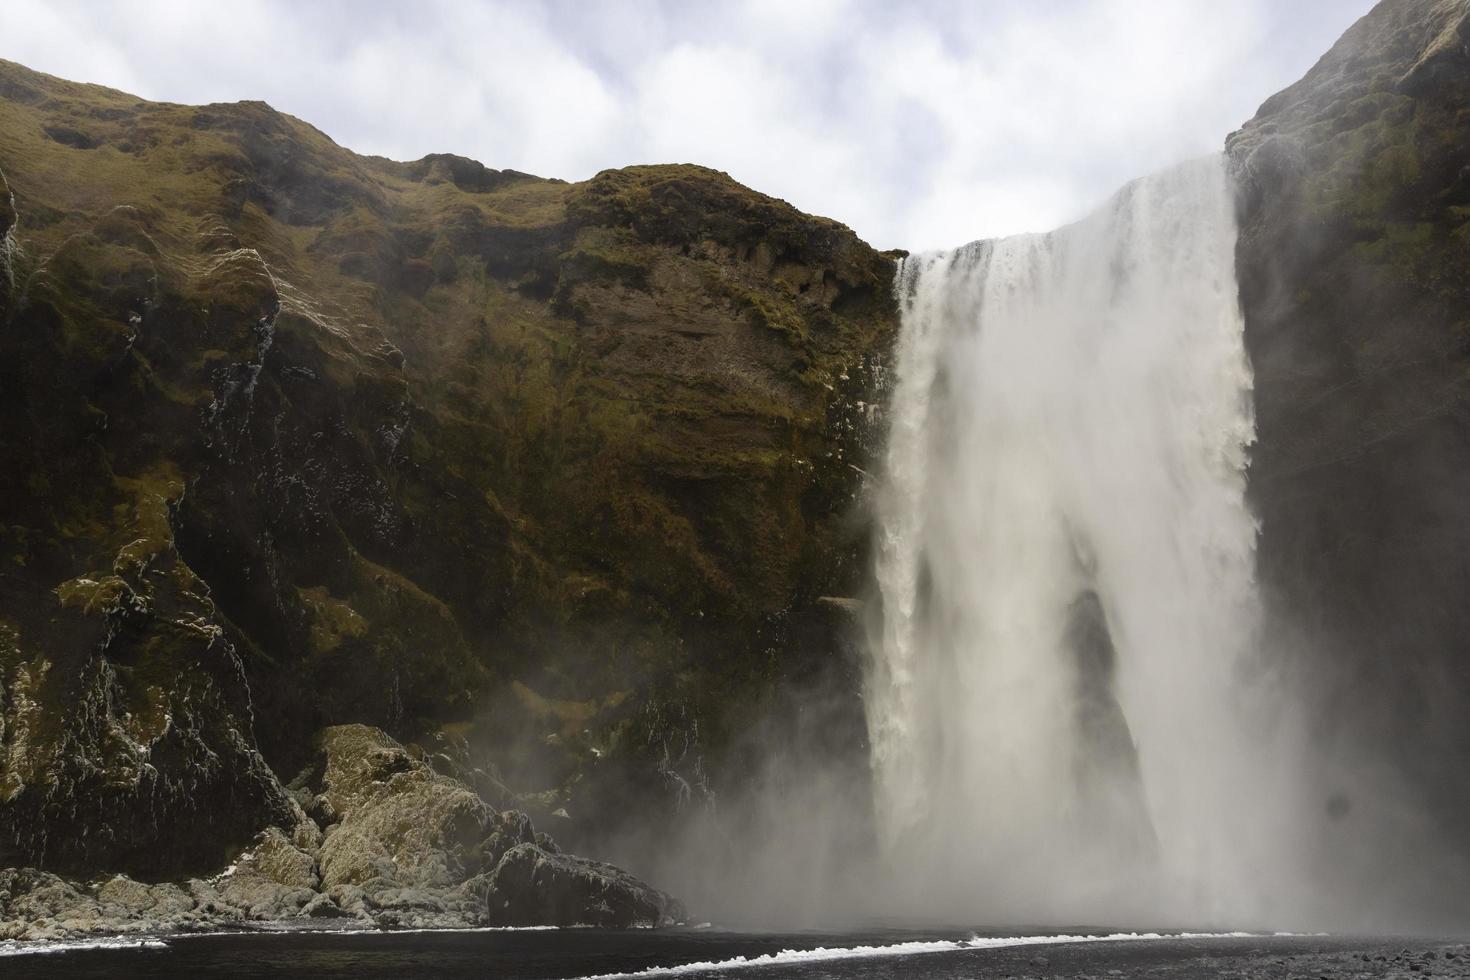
[1230,0,1470,861]
[0,57,895,893]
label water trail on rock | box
[868,154,1302,925]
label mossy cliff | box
[1229,0,1470,847]
[0,59,896,881]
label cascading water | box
[868,155,1299,924]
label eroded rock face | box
[1228,0,1470,854]
[0,199,346,879]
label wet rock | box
[477,809,538,867]
[315,725,490,890]
[472,842,684,928]
[208,873,314,921]
[291,724,685,930]
[1229,0,1470,895]
[0,869,211,941]
[240,827,320,891]
[94,876,194,920]
[0,869,97,940]
[299,892,354,919]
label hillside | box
[0,57,895,889]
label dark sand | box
[3,929,1468,979]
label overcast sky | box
[3,0,1375,250]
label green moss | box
[559,227,652,290]
[1301,95,1422,220]
[111,465,183,576]
[1352,220,1437,266]
[299,586,368,655]
[54,575,128,614]
[0,56,900,842]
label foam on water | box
[574,931,1259,979]
[0,935,169,957]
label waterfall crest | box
[869,155,1291,923]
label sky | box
[2,0,1376,251]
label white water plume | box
[867,155,1304,925]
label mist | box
[576,151,1470,938]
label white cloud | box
[1,0,1376,250]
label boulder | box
[0,724,684,938]
[244,826,320,890]
[0,869,203,941]
[471,842,684,928]
[314,724,491,890]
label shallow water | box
[0,928,1440,979]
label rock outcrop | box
[0,724,681,941]
[313,724,489,891]
[471,842,681,928]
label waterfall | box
[868,155,1292,924]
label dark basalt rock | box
[1229,0,1470,863]
[0,213,301,877]
[472,843,684,929]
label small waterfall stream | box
[868,155,1294,923]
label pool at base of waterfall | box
[3,928,1467,979]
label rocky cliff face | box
[1229,0,1470,859]
[0,58,895,890]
